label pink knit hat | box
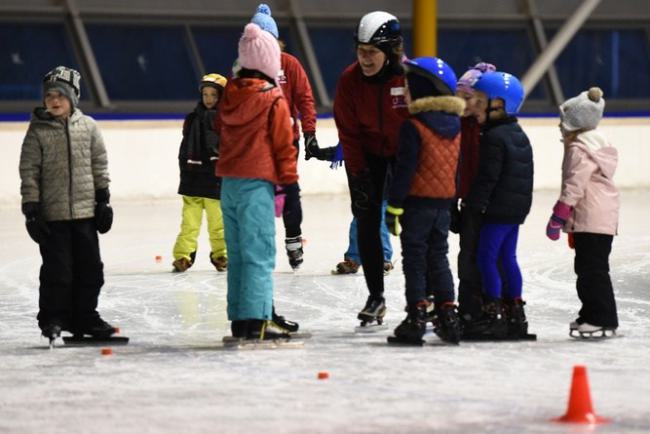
[238,23,281,83]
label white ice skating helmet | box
[354,11,402,49]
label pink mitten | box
[545,201,571,241]
[274,186,285,218]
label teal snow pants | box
[221,177,275,320]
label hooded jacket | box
[388,96,464,208]
[559,129,619,235]
[19,107,109,221]
[216,78,297,185]
[333,62,410,176]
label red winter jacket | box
[456,116,481,199]
[279,52,317,141]
[217,78,297,185]
[333,62,409,176]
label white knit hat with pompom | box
[559,87,605,132]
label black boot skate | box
[432,302,461,345]
[505,298,534,339]
[41,319,64,346]
[73,315,117,339]
[461,299,508,340]
[269,306,299,333]
[247,320,291,340]
[357,296,387,328]
[387,301,428,346]
[285,236,304,269]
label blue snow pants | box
[221,177,275,320]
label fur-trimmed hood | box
[408,96,464,139]
[408,95,466,116]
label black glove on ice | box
[95,188,113,234]
[22,202,50,244]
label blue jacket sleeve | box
[388,120,421,207]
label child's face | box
[356,44,386,77]
[44,91,72,118]
[456,88,478,118]
[473,90,489,124]
[201,86,219,109]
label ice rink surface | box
[1,190,649,434]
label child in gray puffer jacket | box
[19,66,117,344]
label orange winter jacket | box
[216,78,297,185]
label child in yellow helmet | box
[172,73,228,272]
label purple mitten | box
[274,186,285,218]
[545,201,572,241]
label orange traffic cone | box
[554,365,609,424]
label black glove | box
[304,133,319,161]
[349,171,375,215]
[22,202,50,244]
[449,200,461,234]
[95,188,113,234]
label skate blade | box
[386,336,424,346]
[63,336,129,346]
[221,336,304,350]
[354,324,389,333]
[570,329,618,340]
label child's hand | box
[95,188,113,234]
[22,202,50,244]
[385,204,403,236]
[546,201,571,241]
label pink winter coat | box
[559,130,619,235]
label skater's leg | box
[476,224,509,300]
[172,196,203,269]
[400,207,434,305]
[380,200,393,262]
[205,198,227,262]
[457,208,484,319]
[70,219,105,329]
[426,208,454,305]
[233,179,275,320]
[221,179,243,320]
[573,233,618,328]
[345,218,360,263]
[38,221,74,332]
[281,182,302,239]
[498,224,522,300]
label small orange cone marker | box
[317,371,329,380]
[155,255,162,263]
[101,348,113,356]
[554,365,609,424]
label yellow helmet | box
[199,73,227,91]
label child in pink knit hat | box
[217,23,298,341]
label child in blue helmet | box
[464,71,534,340]
[385,57,465,344]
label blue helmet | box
[472,71,524,115]
[403,57,457,96]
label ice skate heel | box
[357,296,386,327]
[285,236,304,270]
[433,302,461,345]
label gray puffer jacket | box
[19,108,110,221]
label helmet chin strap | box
[485,99,502,121]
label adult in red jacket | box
[334,11,409,326]
[251,4,318,272]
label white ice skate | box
[570,322,618,339]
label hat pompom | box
[257,3,271,16]
[587,87,603,103]
[243,22,262,39]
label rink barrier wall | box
[1,117,649,206]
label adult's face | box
[356,44,386,77]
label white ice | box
[1,190,649,434]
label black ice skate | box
[64,315,129,346]
[432,302,461,345]
[270,306,300,333]
[504,298,536,340]
[461,300,509,341]
[570,322,617,340]
[285,236,304,269]
[41,320,63,347]
[387,301,428,346]
[357,296,387,329]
